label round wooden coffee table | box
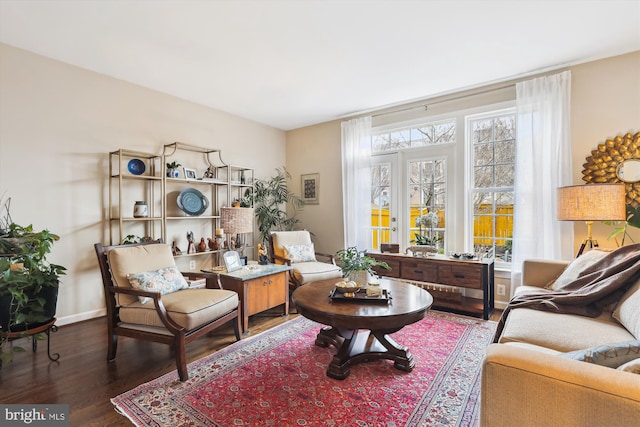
[292,278,432,379]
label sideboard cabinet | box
[369,253,494,320]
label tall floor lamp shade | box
[557,183,626,257]
[220,207,254,254]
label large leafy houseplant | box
[335,247,390,283]
[240,167,304,245]
[0,221,66,367]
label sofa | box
[481,248,640,427]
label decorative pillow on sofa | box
[560,340,640,368]
[126,265,189,304]
[546,249,610,290]
[283,243,316,263]
[617,358,640,374]
[613,277,640,338]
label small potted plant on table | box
[335,246,390,286]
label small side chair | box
[94,241,241,381]
[268,230,342,290]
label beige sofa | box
[481,253,640,427]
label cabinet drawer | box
[373,259,400,278]
[437,265,483,289]
[401,260,437,282]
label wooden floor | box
[0,306,501,426]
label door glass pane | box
[371,163,392,250]
[408,159,446,250]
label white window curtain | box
[341,116,372,249]
[511,71,574,295]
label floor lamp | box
[220,206,254,260]
[557,183,627,257]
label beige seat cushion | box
[499,308,636,352]
[119,288,238,331]
[292,261,342,285]
[108,243,177,306]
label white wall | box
[0,43,286,325]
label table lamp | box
[220,207,254,255]
[557,183,626,257]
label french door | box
[371,153,399,250]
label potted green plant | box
[166,161,181,178]
[239,167,304,245]
[335,246,390,285]
[0,222,66,367]
[408,211,441,256]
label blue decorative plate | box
[177,188,209,216]
[127,159,146,175]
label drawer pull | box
[413,270,423,274]
[454,274,465,279]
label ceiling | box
[1,1,638,131]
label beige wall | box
[0,43,286,325]
[570,51,640,250]
[286,51,640,296]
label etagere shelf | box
[108,142,254,269]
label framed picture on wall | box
[301,173,319,204]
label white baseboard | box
[495,300,508,311]
[56,308,105,326]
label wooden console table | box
[369,253,494,320]
[218,264,292,333]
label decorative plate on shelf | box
[177,188,209,216]
[127,158,146,175]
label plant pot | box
[0,286,58,333]
[347,270,370,286]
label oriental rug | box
[112,311,496,426]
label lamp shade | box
[220,207,254,234]
[557,184,626,221]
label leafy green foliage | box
[335,246,390,278]
[240,167,304,245]
[411,232,441,246]
[0,223,65,366]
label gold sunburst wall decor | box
[582,132,640,213]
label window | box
[408,159,446,247]
[369,103,515,268]
[372,119,456,153]
[371,162,392,249]
[468,110,515,263]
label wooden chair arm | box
[315,252,336,265]
[272,254,292,265]
[108,286,185,334]
[181,271,222,289]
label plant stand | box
[2,318,60,361]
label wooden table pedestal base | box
[314,326,414,380]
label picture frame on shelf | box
[301,173,319,204]
[183,167,197,180]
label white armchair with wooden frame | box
[268,230,342,289]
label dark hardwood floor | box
[0,307,297,426]
[0,306,502,426]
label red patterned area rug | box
[112,311,496,426]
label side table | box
[218,264,292,333]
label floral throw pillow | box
[126,265,189,304]
[283,243,316,263]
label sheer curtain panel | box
[511,71,573,295]
[341,117,372,250]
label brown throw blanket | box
[493,243,640,343]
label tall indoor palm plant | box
[240,167,304,245]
